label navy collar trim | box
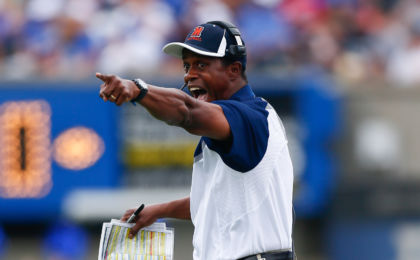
[229,85,255,101]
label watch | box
[131,78,149,103]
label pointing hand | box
[96,72,140,106]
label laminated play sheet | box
[98,219,174,260]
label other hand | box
[121,204,161,239]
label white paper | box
[98,220,174,260]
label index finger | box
[121,209,135,221]
[96,72,112,83]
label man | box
[97,21,294,260]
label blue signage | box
[0,83,119,222]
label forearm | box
[156,197,191,220]
[138,84,229,140]
[139,85,195,127]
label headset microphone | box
[180,82,187,91]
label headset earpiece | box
[207,20,246,58]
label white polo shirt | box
[190,85,294,260]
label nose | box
[184,66,198,84]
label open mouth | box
[189,87,208,101]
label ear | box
[228,61,243,80]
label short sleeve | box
[202,98,269,173]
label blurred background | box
[1,0,420,259]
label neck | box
[222,80,247,100]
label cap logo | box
[188,26,204,41]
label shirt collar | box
[229,85,255,101]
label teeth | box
[190,87,200,92]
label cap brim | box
[162,42,225,59]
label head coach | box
[96,21,295,260]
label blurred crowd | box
[1,0,420,86]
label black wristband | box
[131,78,148,103]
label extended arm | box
[96,73,230,141]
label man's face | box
[182,50,230,102]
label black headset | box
[207,21,247,59]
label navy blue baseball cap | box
[163,22,247,69]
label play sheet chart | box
[98,220,174,260]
